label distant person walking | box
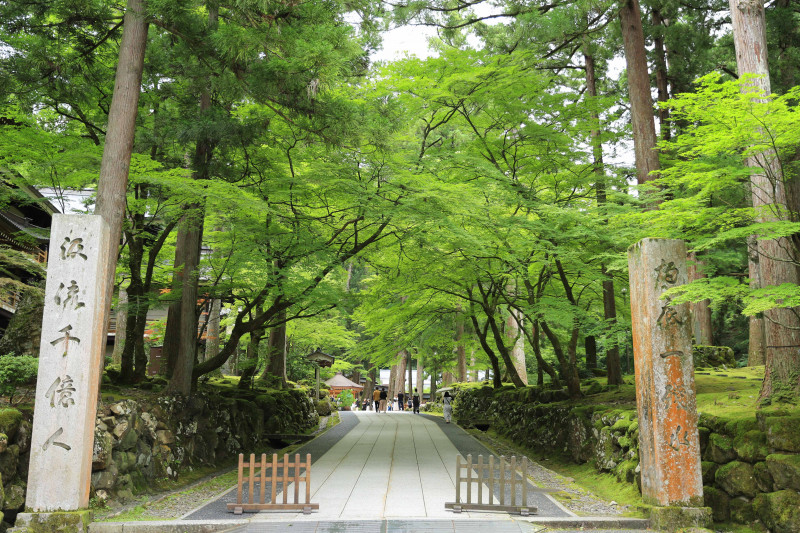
[443,391,453,423]
[412,388,421,414]
[379,387,388,412]
[373,387,381,412]
[397,391,405,411]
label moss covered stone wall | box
[0,388,317,530]
[453,384,800,532]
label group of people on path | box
[362,386,421,413]
[354,387,452,423]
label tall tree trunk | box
[539,321,582,398]
[416,353,424,394]
[652,7,671,141]
[388,365,397,399]
[130,299,149,381]
[119,225,144,383]
[204,298,221,363]
[747,236,766,365]
[395,350,408,396]
[119,289,139,382]
[505,307,527,385]
[95,0,149,345]
[470,313,503,388]
[345,261,354,291]
[456,306,467,382]
[238,325,265,390]
[469,348,477,381]
[585,50,623,385]
[430,362,438,399]
[585,335,597,370]
[163,227,185,378]
[111,289,127,365]
[528,320,560,387]
[729,0,800,399]
[619,0,661,185]
[166,214,203,395]
[263,310,288,386]
[688,253,714,345]
[442,370,454,386]
[364,366,376,405]
[602,271,623,385]
[408,357,413,397]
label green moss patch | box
[753,489,800,533]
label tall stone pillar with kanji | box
[628,239,709,527]
[23,215,112,514]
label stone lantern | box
[306,348,335,400]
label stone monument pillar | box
[18,215,111,524]
[628,239,709,528]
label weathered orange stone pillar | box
[628,238,703,507]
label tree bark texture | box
[505,307,527,385]
[408,358,413,397]
[163,219,186,378]
[747,236,766,365]
[395,350,408,397]
[730,0,800,397]
[263,309,288,386]
[204,298,221,363]
[238,325,265,390]
[95,0,149,342]
[618,0,661,185]
[166,214,204,395]
[540,321,582,398]
[388,365,397,399]
[585,335,597,370]
[456,306,467,382]
[416,354,424,395]
[442,370,454,386]
[603,276,623,385]
[585,51,623,385]
[111,289,127,365]
[687,253,713,345]
[652,8,671,141]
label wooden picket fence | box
[445,454,556,515]
[227,452,319,514]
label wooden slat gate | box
[445,454,556,515]
[227,453,319,514]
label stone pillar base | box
[649,506,712,530]
[8,510,91,533]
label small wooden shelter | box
[324,372,363,397]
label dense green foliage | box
[1,0,799,403]
[0,354,38,403]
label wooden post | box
[271,454,278,504]
[477,455,483,504]
[259,454,266,504]
[248,453,255,504]
[628,239,703,506]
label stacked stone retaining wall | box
[453,384,800,532]
[0,388,317,530]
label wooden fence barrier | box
[227,452,319,515]
[445,454,557,515]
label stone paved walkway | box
[186,411,570,521]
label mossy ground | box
[472,427,650,517]
[525,366,798,421]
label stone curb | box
[89,517,651,532]
[89,519,246,533]
[521,517,651,529]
